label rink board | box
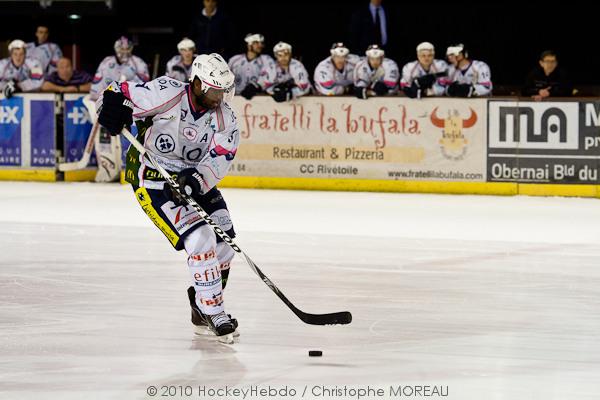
[2,94,600,197]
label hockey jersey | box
[259,58,311,98]
[98,76,239,192]
[0,57,44,92]
[353,58,399,94]
[400,59,448,96]
[90,55,150,99]
[444,60,492,96]
[26,41,62,75]
[313,54,360,96]
[165,54,196,82]
[228,53,274,92]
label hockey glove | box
[447,82,473,97]
[416,74,436,90]
[373,81,388,96]
[272,85,292,103]
[354,86,368,99]
[163,168,206,206]
[98,90,133,136]
[403,82,421,99]
[241,82,261,100]
[3,80,16,99]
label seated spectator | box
[166,38,197,82]
[522,50,573,100]
[0,39,44,99]
[260,41,311,102]
[90,36,149,100]
[26,24,63,75]
[353,44,398,99]
[41,57,91,93]
[313,42,360,96]
[445,44,492,97]
[401,42,448,99]
[228,33,273,100]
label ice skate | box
[187,286,239,338]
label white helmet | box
[416,42,434,53]
[244,33,264,44]
[190,53,235,101]
[177,38,196,51]
[365,44,384,58]
[447,43,467,57]
[273,41,292,55]
[330,42,349,57]
[8,39,27,52]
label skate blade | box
[194,326,240,338]
[217,333,234,345]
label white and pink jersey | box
[0,57,44,92]
[445,59,492,96]
[259,58,311,98]
[90,55,149,99]
[353,57,399,94]
[98,76,239,192]
[165,54,196,82]
[400,59,448,96]
[26,41,62,75]
[313,54,360,96]
[228,53,274,92]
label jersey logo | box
[183,127,197,141]
[155,134,175,153]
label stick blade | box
[299,311,352,326]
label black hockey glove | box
[403,82,421,99]
[240,82,261,100]
[416,74,436,90]
[3,80,17,99]
[373,81,388,96]
[272,85,292,103]
[98,90,133,136]
[447,82,473,97]
[163,168,206,206]
[354,86,368,99]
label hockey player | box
[90,37,150,183]
[313,42,360,96]
[353,44,398,99]
[445,44,492,97]
[260,41,311,102]
[26,24,63,75]
[166,38,197,82]
[0,39,44,99]
[96,53,239,344]
[400,42,448,99]
[228,33,273,100]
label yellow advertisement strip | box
[237,144,425,164]
[64,170,96,182]
[518,183,599,198]
[0,169,56,182]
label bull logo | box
[430,107,477,160]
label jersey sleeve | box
[353,61,370,89]
[99,76,186,119]
[473,61,492,96]
[90,57,112,99]
[431,60,449,96]
[400,62,414,89]
[0,59,10,91]
[194,103,240,192]
[258,58,277,94]
[290,61,311,97]
[18,59,44,92]
[382,59,399,93]
[133,56,150,82]
[49,43,63,73]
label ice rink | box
[1,181,600,400]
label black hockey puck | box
[308,350,322,357]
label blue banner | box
[0,96,24,166]
[64,96,96,166]
[30,100,56,167]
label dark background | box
[0,0,595,89]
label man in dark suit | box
[349,0,390,55]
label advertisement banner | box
[487,100,600,184]
[229,96,487,182]
[0,96,24,166]
[64,94,97,166]
[30,99,56,167]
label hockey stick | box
[121,127,352,326]
[58,96,99,172]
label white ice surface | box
[1,182,600,400]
